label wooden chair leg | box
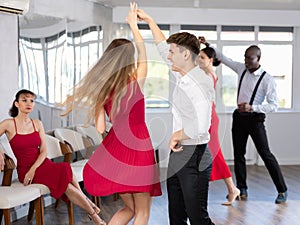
[0,208,3,225]
[3,208,11,225]
[27,201,35,221]
[67,201,74,225]
[34,196,45,225]
[55,198,61,209]
[92,196,101,208]
[113,193,120,201]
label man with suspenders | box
[201,38,288,204]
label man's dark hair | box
[246,45,261,61]
[167,32,200,61]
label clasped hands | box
[238,102,253,113]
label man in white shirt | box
[201,38,288,204]
[138,9,215,225]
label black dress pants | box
[167,144,214,225]
[232,109,287,193]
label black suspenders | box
[237,69,267,105]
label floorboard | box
[9,165,300,225]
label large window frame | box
[19,25,103,104]
[180,25,294,113]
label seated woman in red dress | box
[0,89,106,225]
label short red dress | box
[83,80,162,197]
[208,73,232,181]
[9,119,72,200]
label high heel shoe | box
[222,188,241,206]
[88,210,107,225]
[86,197,101,215]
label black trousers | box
[232,109,287,193]
[167,144,215,225]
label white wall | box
[0,12,19,121]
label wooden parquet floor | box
[10,165,300,225]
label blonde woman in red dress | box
[61,3,161,225]
[198,43,240,205]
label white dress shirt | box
[213,46,278,113]
[157,41,214,145]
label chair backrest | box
[76,125,103,146]
[0,136,17,165]
[54,128,85,152]
[45,134,64,159]
[106,121,112,132]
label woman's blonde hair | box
[61,38,136,124]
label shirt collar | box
[252,66,264,76]
[180,66,198,82]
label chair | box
[2,135,75,225]
[0,146,44,225]
[35,134,74,225]
[54,128,103,207]
[54,128,88,181]
[76,125,103,146]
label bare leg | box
[224,177,237,194]
[132,193,152,225]
[70,175,101,213]
[108,194,135,225]
[64,183,106,225]
[222,177,240,205]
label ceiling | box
[90,0,300,11]
[18,0,300,30]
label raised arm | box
[126,2,147,89]
[137,9,166,45]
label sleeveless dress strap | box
[31,119,37,132]
[13,118,18,134]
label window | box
[138,24,170,108]
[181,25,217,41]
[178,25,293,110]
[220,26,293,109]
[19,26,103,104]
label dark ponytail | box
[9,89,36,117]
[201,47,221,67]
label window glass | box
[138,27,170,108]
[19,26,103,104]
[259,26,293,41]
[221,26,254,41]
[221,45,248,107]
[259,44,292,108]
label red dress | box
[9,119,72,199]
[208,73,232,181]
[83,81,162,197]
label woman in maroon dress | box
[0,89,106,224]
[198,44,240,205]
[61,3,161,225]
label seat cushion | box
[11,181,50,195]
[0,186,41,208]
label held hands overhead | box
[126,2,152,24]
